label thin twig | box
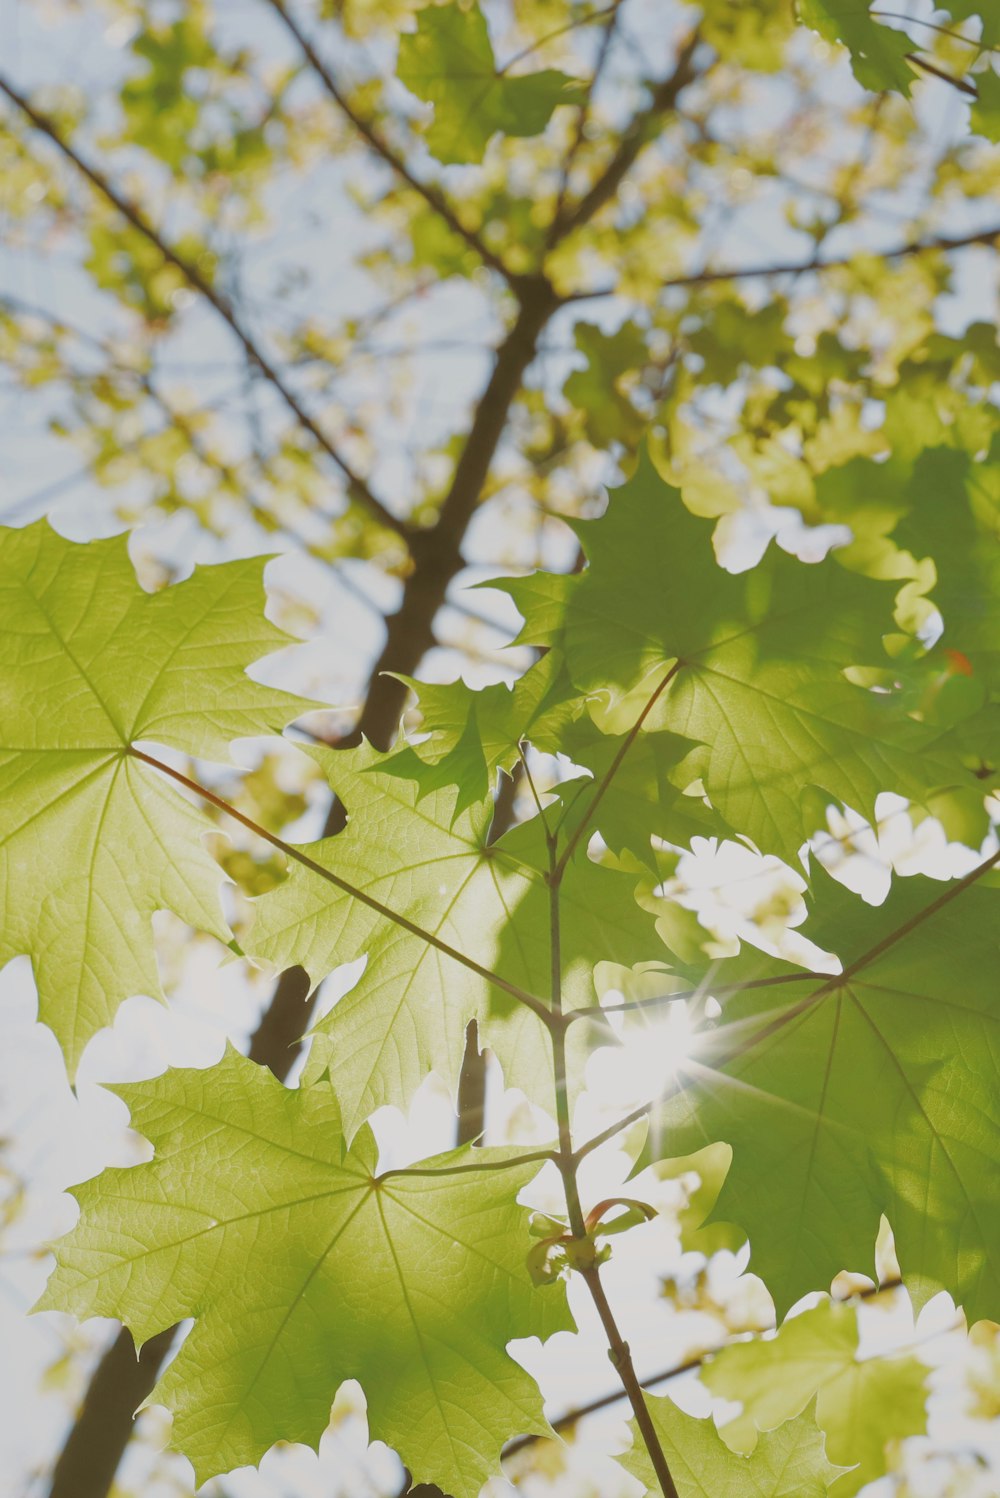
[547,1,624,242]
[872,10,992,47]
[568,970,835,1026]
[567,222,1000,299]
[906,53,978,97]
[546,761,680,1497]
[550,31,700,244]
[499,3,620,75]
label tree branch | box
[567,222,1000,299]
[40,51,687,1492]
[0,75,407,540]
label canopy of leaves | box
[702,1299,929,1495]
[40,1046,571,1494]
[396,0,583,164]
[0,522,311,1072]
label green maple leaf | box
[549,451,964,861]
[702,1299,928,1496]
[620,1400,845,1496]
[397,0,583,165]
[797,2,914,94]
[0,522,313,1073]
[39,1047,570,1494]
[645,865,1000,1320]
[384,650,576,815]
[249,741,670,1134]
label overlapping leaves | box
[6,424,998,1492]
[702,1299,929,1496]
[498,452,972,861]
[250,739,673,1133]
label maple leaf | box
[644,864,1000,1321]
[249,741,671,1134]
[537,451,968,861]
[619,1399,845,1496]
[0,522,313,1072]
[39,1047,570,1495]
[702,1299,929,1496]
[798,1,914,94]
[383,650,576,817]
[396,0,583,164]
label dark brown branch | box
[45,254,564,1498]
[260,0,518,287]
[0,75,406,541]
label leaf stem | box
[126,746,554,1027]
[546,759,679,1497]
[375,1148,557,1186]
[578,1265,680,1498]
[567,969,834,1026]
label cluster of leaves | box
[4,414,999,1492]
[1,0,999,1495]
